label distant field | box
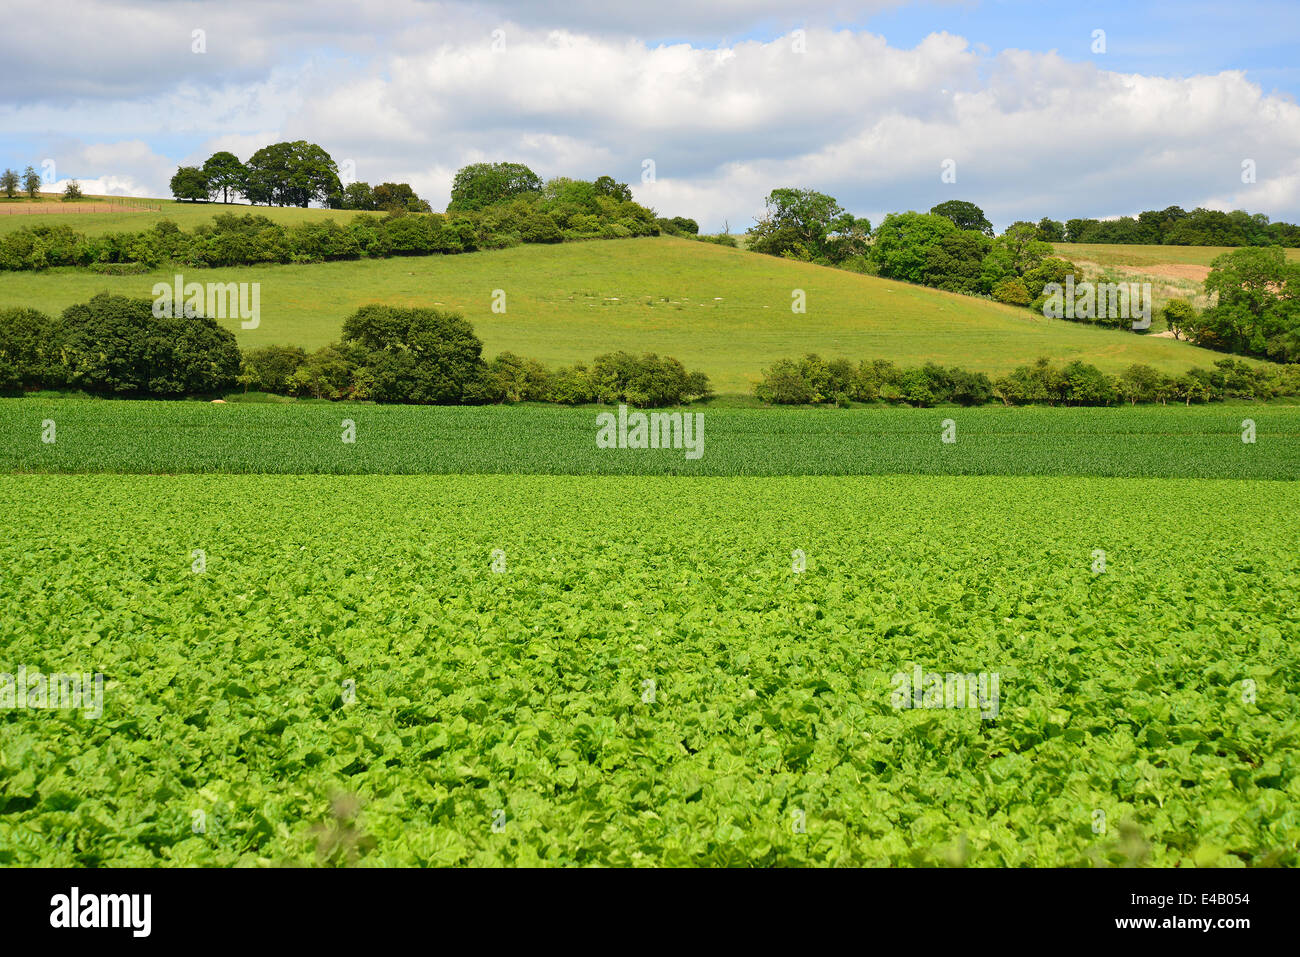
[0,196,364,236]
[0,237,1261,394]
[1053,242,1300,269]
[4,399,1296,479]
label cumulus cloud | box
[3,4,1298,231]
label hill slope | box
[0,234,1267,394]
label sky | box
[2,0,1298,232]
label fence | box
[0,196,162,215]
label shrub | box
[488,352,551,403]
[0,307,64,390]
[992,277,1032,306]
[59,293,240,396]
[239,345,308,393]
[341,305,490,404]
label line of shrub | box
[0,196,661,272]
[754,353,1300,406]
[0,297,712,407]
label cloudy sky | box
[2,0,1299,231]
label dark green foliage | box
[929,200,993,235]
[243,141,341,208]
[756,352,1297,407]
[1060,206,1300,247]
[0,307,64,391]
[170,166,209,203]
[239,344,308,393]
[0,176,661,272]
[57,293,240,396]
[200,152,245,204]
[1189,247,1300,362]
[340,305,491,404]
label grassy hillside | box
[0,236,1261,395]
[0,195,367,236]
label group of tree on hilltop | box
[170,142,434,212]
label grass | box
[4,399,1297,479]
[1,472,1294,866]
[0,237,1264,395]
[0,196,363,236]
[1053,242,1300,269]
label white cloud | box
[4,9,1298,231]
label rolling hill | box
[0,204,1278,394]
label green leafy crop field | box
[1,474,1295,866]
[3,399,1297,479]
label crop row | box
[2,400,1297,479]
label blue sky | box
[1,0,1297,230]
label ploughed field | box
[1,474,1295,866]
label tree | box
[0,307,64,389]
[929,200,993,236]
[341,305,490,403]
[1035,217,1065,242]
[59,293,239,396]
[1197,246,1300,360]
[748,188,862,262]
[339,181,376,210]
[488,351,550,403]
[170,166,209,202]
[991,276,1031,306]
[290,345,357,400]
[62,180,83,202]
[243,141,341,208]
[980,221,1052,292]
[1118,364,1163,404]
[201,151,245,203]
[239,344,307,393]
[593,175,632,203]
[447,162,543,212]
[1162,300,1195,341]
[22,166,41,199]
[0,169,18,199]
[920,231,991,293]
[871,211,958,284]
[371,182,429,212]
[1064,218,1094,243]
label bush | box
[59,293,240,396]
[341,305,490,404]
[589,351,710,406]
[545,364,596,404]
[488,352,551,403]
[290,344,359,400]
[0,307,64,390]
[239,345,307,393]
[992,277,1032,306]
